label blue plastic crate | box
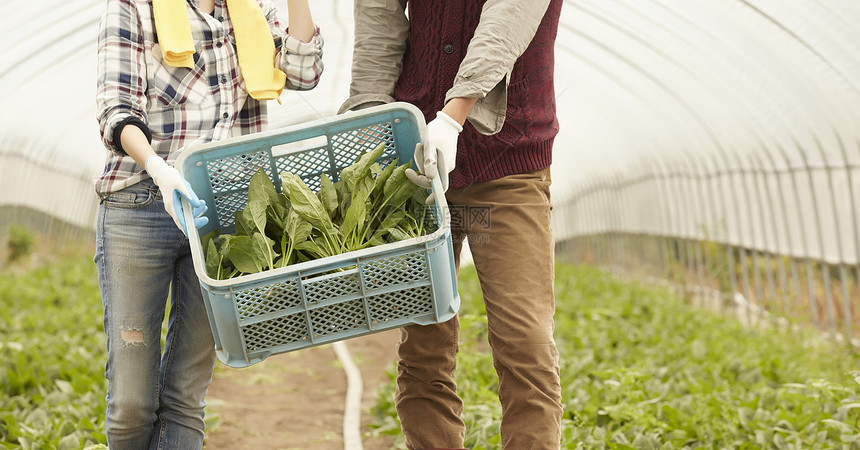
[176,103,460,368]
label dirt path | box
[204,330,400,449]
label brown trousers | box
[394,167,563,449]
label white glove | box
[405,111,462,204]
[145,155,209,235]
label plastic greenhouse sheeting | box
[1,0,859,263]
[550,0,860,264]
[0,0,358,231]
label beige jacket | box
[338,0,551,135]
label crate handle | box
[182,197,209,281]
[271,135,329,158]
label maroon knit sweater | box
[394,0,563,189]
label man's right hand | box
[406,111,462,204]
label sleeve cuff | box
[283,26,323,55]
[446,78,508,136]
[337,95,394,114]
[112,116,151,156]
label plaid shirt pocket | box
[146,43,212,108]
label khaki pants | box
[395,167,563,449]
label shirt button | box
[220,75,227,84]
[218,16,224,22]
[216,41,223,48]
[222,112,229,119]
[443,43,454,54]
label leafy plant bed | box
[369,263,860,449]
[0,258,106,448]
[0,258,219,449]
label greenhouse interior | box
[1,0,859,448]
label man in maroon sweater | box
[339,0,564,448]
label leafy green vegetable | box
[318,173,339,220]
[204,143,433,279]
[248,165,287,232]
[226,235,264,274]
[282,172,334,233]
[340,140,386,191]
[340,188,367,248]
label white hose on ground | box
[333,340,364,450]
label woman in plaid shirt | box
[94,0,323,446]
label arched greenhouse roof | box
[1,0,858,263]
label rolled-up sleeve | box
[263,2,324,91]
[279,28,324,91]
[337,0,409,114]
[96,0,149,155]
[447,0,551,135]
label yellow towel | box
[152,0,287,102]
[152,0,196,68]
[226,0,287,101]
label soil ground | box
[203,330,400,450]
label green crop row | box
[0,258,107,449]
[0,257,218,449]
[369,263,860,449]
[4,254,859,449]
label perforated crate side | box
[330,122,398,168]
[240,311,310,353]
[273,145,331,192]
[308,299,369,338]
[367,285,435,326]
[204,150,270,230]
[233,278,303,320]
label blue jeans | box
[95,179,216,450]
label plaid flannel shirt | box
[95,0,324,199]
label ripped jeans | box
[95,179,216,450]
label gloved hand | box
[145,155,209,235]
[405,111,462,204]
